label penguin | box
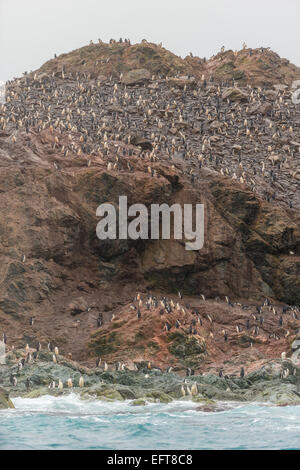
[191,383,198,396]
[79,376,84,388]
[67,378,73,388]
[96,357,101,367]
[58,379,63,390]
[240,367,245,378]
[26,353,32,363]
[25,378,31,390]
[10,374,17,387]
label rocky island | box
[0,40,299,409]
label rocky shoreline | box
[1,350,300,410]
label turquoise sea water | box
[0,394,300,450]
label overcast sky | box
[0,0,299,82]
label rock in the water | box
[0,387,14,409]
[121,69,151,86]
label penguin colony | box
[2,292,300,390]
[1,43,299,210]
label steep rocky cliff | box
[0,129,299,366]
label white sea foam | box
[2,396,300,449]
[11,393,204,415]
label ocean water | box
[0,394,300,450]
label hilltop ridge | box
[30,39,300,87]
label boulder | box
[268,154,282,164]
[130,135,153,151]
[222,88,248,102]
[0,387,14,409]
[167,78,196,89]
[68,297,88,316]
[249,102,272,115]
[121,69,151,86]
[273,84,288,92]
[209,120,223,130]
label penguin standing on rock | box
[25,378,31,390]
[96,357,101,367]
[10,374,17,387]
[79,376,84,388]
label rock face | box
[0,387,14,409]
[0,129,299,364]
[122,69,151,85]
